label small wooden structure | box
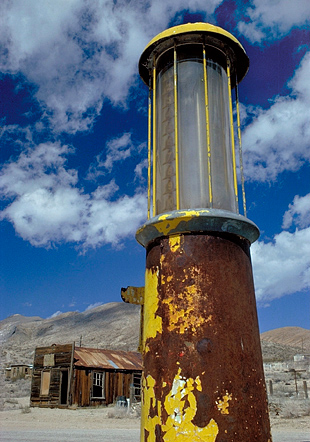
[30,343,142,408]
[5,364,33,380]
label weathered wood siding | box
[30,344,142,408]
[30,344,73,408]
[73,368,91,406]
[72,369,136,407]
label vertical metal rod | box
[203,45,213,207]
[303,380,308,399]
[174,43,180,210]
[235,80,247,217]
[269,380,273,396]
[147,77,152,220]
[227,59,239,213]
[294,370,298,395]
[152,61,157,217]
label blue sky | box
[0,0,309,333]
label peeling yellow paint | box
[157,209,211,223]
[216,391,232,415]
[143,268,162,352]
[169,235,182,253]
[163,369,218,441]
[142,369,219,441]
[155,210,211,236]
[156,217,183,235]
[161,274,211,334]
[141,374,161,442]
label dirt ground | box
[0,398,309,442]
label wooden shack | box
[30,343,142,408]
[6,364,33,380]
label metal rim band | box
[139,23,249,87]
[136,209,260,247]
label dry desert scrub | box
[107,403,141,419]
[269,399,310,419]
[0,378,31,411]
[20,404,31,414]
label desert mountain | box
[261,327,310,351]
[0,302,308,368]
[0,302,140,367]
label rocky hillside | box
[0,303,308,367]
[0,302,140,367]
[261,326,310,351]
[260,326,310,362]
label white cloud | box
[0,0,221,134]
[242,51,310,182]
[48,311,63,319]
[252,193,310,303]
[134,158,148,181]
[87,133,133,180]
[237,0,310,43]
[103,133,133,171]
[0,141,146,249]
[252,227,310,303]
[85,302,103,311]
[282,193,310,229]
[22,302,32,308]
[86,132,146,181]
[84,186,146,249]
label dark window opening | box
[92,372,105,399]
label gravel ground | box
[0,400,309,442]
[0,429,140,442]
[1,427,309,442]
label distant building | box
[5,364,33,380]
[293,354,310,371]
[30,343,142,408]
[294,354,310,362]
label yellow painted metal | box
[142,22,246,59]
[173,44,180,210]
[227,59,239,213]
[139,22,249,88]
[152,63,157,217]
[141,249,221,441]
[121,286,145,353]
[143,267,162,354]
[141,369,219,442]
[121,286,145,305]
[141,257,220,440]
[140,374,161,442]
[147,81,152,220]
[235,82,247,217]
[203,45,213,207]
[216,391,233,415]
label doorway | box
[60,370,68,405]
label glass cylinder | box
[155,44,237,216]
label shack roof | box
[74,347,143,371]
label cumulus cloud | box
[86,133,146,181]
[0,0,221,134]
[0,141,146,249]
[85,302,103,311]
[252,227,310,303]
[282,193,310,229]
[237,0,310,43]
[252,193,310,303]
[242,51,310,182]
[48,311,63,319]
[134,158,148,181]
